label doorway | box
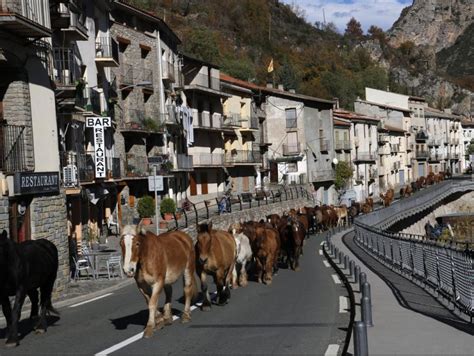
[190,173,197,196]
[9,198,32,243]
[201,172,208,194]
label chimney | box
[289,89,296,94]
[278,84,284,91]
[266,82,273,89]
[333,97,339,109]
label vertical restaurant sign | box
[85,117,111,178]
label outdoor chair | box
[72,255,94,281]
[105,254,123,279]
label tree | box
[466,139,474,156]
[278,59,298,91]
[345,17,363,39]
[367,25,386,42]
[334,161,353,192]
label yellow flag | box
[267,58,274,73]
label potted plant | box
[137,195,155,225]
[160,197,176,221]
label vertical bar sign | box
[86,117,111,178]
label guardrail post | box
[173,212,178,229]
[339,251,343,264]
[183,209,188,228]
[334,246,339,258]
[355,265,361,284]
[353,321,369,356]
[359,272,367,290]
[349,260,355,277]
[361,294,373,327]
[283,188,288,201]
[343,255,349,269]
[192,202,198,226]
[362,281,371,300]
[237,195,242,211]
[204,200,209,219]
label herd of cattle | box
[120,172,451,338]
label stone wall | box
[31,192,69,297]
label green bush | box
[160,198,176,215]
[137,195,155,218]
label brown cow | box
[361,203,372,214]
[399,184,413,198]
[380,188,394,207]
[121,226,197,338]
[334,205,348,227]
[195,223,236,310]
[266,214,280,228]
[254,226,280,284]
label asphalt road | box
[0,233,350,355]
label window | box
[287,162,298,172]
[285,108,297,128]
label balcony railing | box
[354,152,376,162]
[335,140,350,150]
[0,123,28,173]
[447,152,461,160]
[53,46,80,87]
[195,112,222,130]
[95,36,119,67]
[224,150,261,164]
[392,161,401,171]
[320,139,330,152]
[222,114,242,128]
[282,143,301,156]
[172,154,193,171]
[125,153,150,177]
[311,170,335,182]
[76,87,101,113]
[378,134,389,144]
[429,153,441,162]
[0,0,51,37]
[390,144,400,153]
[415,131,429,142]
[60,151,121,184]
[427,138,440,147]
[415,150,429,159]
[193,153,224,167]
[108,157,121,179]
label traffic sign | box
[148,175,164,191]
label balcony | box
[162,60,175,82]
[259,130,272,147]
[282,143,301,156]
[429,153,441,162]
[415,150,429,160]
[52,46,80,96]
[320,139,330,152]
[378,134,389,144]
[95,36,119,67]
[50,2,70,28]
[240,116,259,131]
[195,112,222,130]
[171,154,193,171]
[354,151,377,162]
[140,68,154,91]
[61,10,87,41]
[222,114,242,129]
[0,123,28,173]
[120,109,163,134]
[406,142,414,151]
[335,140,351,150]
[427,138,440,147]
[224,150,261,165]
[193,153,224,167]
[392,161,401,171]
[390,144,400,153]
[415,131,429,142]
[75,87,101,114]
[107,157,121,179]
[311,170,335,182]
[448,152,461,160]
[0,0,51,37]
[120,63,134,88]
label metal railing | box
[169,184,314,231]
[193,153,224,167]
[415,150,429,159]
[2,0,51,29]
[0,123,28,173]
[95,36,119,63]
[125,153,150,177]
[222,114,241,128]
[354,179,474,320]
[390,144,400,153]
[173,154,193,171]
[76,87,101,113]
[355,152,376,161]
[52,46,80,86]
[335,140,351,150]
[224,150,261,164]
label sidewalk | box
[328,228,473,355]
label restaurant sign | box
[14,172,60,195]
[86,117,111,178]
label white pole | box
[154,165,159,235]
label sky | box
[281,0,413,32]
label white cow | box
[229,224,253,288]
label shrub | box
[137,195,155,218]
[160,198,176,215]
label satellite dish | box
[332,158,339,165]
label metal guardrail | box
[168,185,314,231]
[354,178,474,320]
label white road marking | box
[339,296,348,313]
[324,344,340,356]
[69,293,113,308]
[331,274,342,284]
[95,332,144,355]
[323,260,330,267]
[96,291,218,355]
[319,249,323,256]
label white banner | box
[86,117,111,179]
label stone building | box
[182,55,231,202]
[262,85,336,205]
[333,109,380,203]
[0,0,69,294]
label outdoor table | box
[85,249,117,279]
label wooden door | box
[201,172,208,194]
[9,200,31,243]
[270,161,278,183]
[190,173,197,196]
[242,176,249,192]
